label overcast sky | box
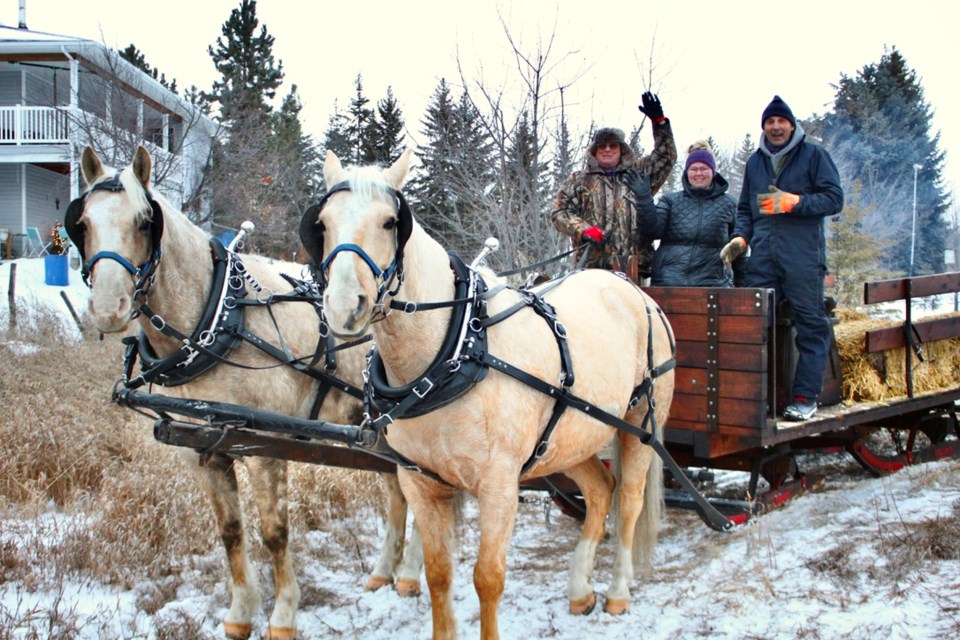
[6,0,959,199]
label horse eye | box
[139,219,151,231]
[383,217,396,231]
[317,221,326,232]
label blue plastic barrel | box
[44,253,69,286]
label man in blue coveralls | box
[720,96,844,421]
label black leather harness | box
[119,239,365,418]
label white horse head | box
[303,149,414,337]
[65,145,167,333]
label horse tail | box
[633,428,663,572]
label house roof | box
[0,23,217,136]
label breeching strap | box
[481,351,732,532]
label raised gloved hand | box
[638,91,665,123]
[720,237,747,270]
[757,185,800,214]
[624,167,652,200]
[582,226,605,245]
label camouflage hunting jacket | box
[551,120,677,273]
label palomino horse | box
[302,149,675,640]
[66,146,422,640]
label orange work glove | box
[757,185,800,214]
[720,237,747,270]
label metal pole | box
[909,163,922,277]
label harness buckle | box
[403,301,418,314]
[553,320,568,339]
[413,377,435,399]
[150,314,166,331]
[534,441,549,459]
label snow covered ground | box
[2,257,959,639]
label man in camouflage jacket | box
[551,92,677,276]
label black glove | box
[624,167,652,200]
[638,91,665,122]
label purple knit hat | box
[685,148,716,172]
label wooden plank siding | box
[645,287,774,458]
[863,273,960,304]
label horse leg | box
[246,458,299,640]
[398,470,458,640]
[395,518,424,597]
[366,472,418,595]
[604,428,661,615]
[474,477,521,640]
[192,453,261,640]
[561,455,615,615]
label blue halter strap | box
[320,243,397,283]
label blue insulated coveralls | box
[734,131,843,400]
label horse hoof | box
[395,578,421,598]
[569,592,597,615]
[223,622,252,640]
[266,626,296,640]
[365,574,394,591]
[604,597,630,615]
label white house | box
[0,13,216,257]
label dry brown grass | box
[1,308,390,602]
[883,498,960,567]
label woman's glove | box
[720,237,747,269]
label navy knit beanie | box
[761,95,796,127]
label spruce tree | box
[728,133,755,202]
[203,0,308,257]
[371,87,406,165]
[345,74,375,165]
[119,44,177,93]
[322,99,352,166]
[827,181,895,307]
[206,0,283,123]
[822,47,949,275]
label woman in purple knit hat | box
[635,140,744,286]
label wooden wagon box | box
[645,281,960,473]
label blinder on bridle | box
[298,180,413,301]
[64,173,165,290]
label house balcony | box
[0,105,69,145]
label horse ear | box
[80,146,103,187]
[132,145,153,189]
[323,150,344,188]
[383,149,413,190]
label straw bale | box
[834,310,960,403]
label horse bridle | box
[63,173,164,295]
[299,181,413,306]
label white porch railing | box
[0,105,69,144]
